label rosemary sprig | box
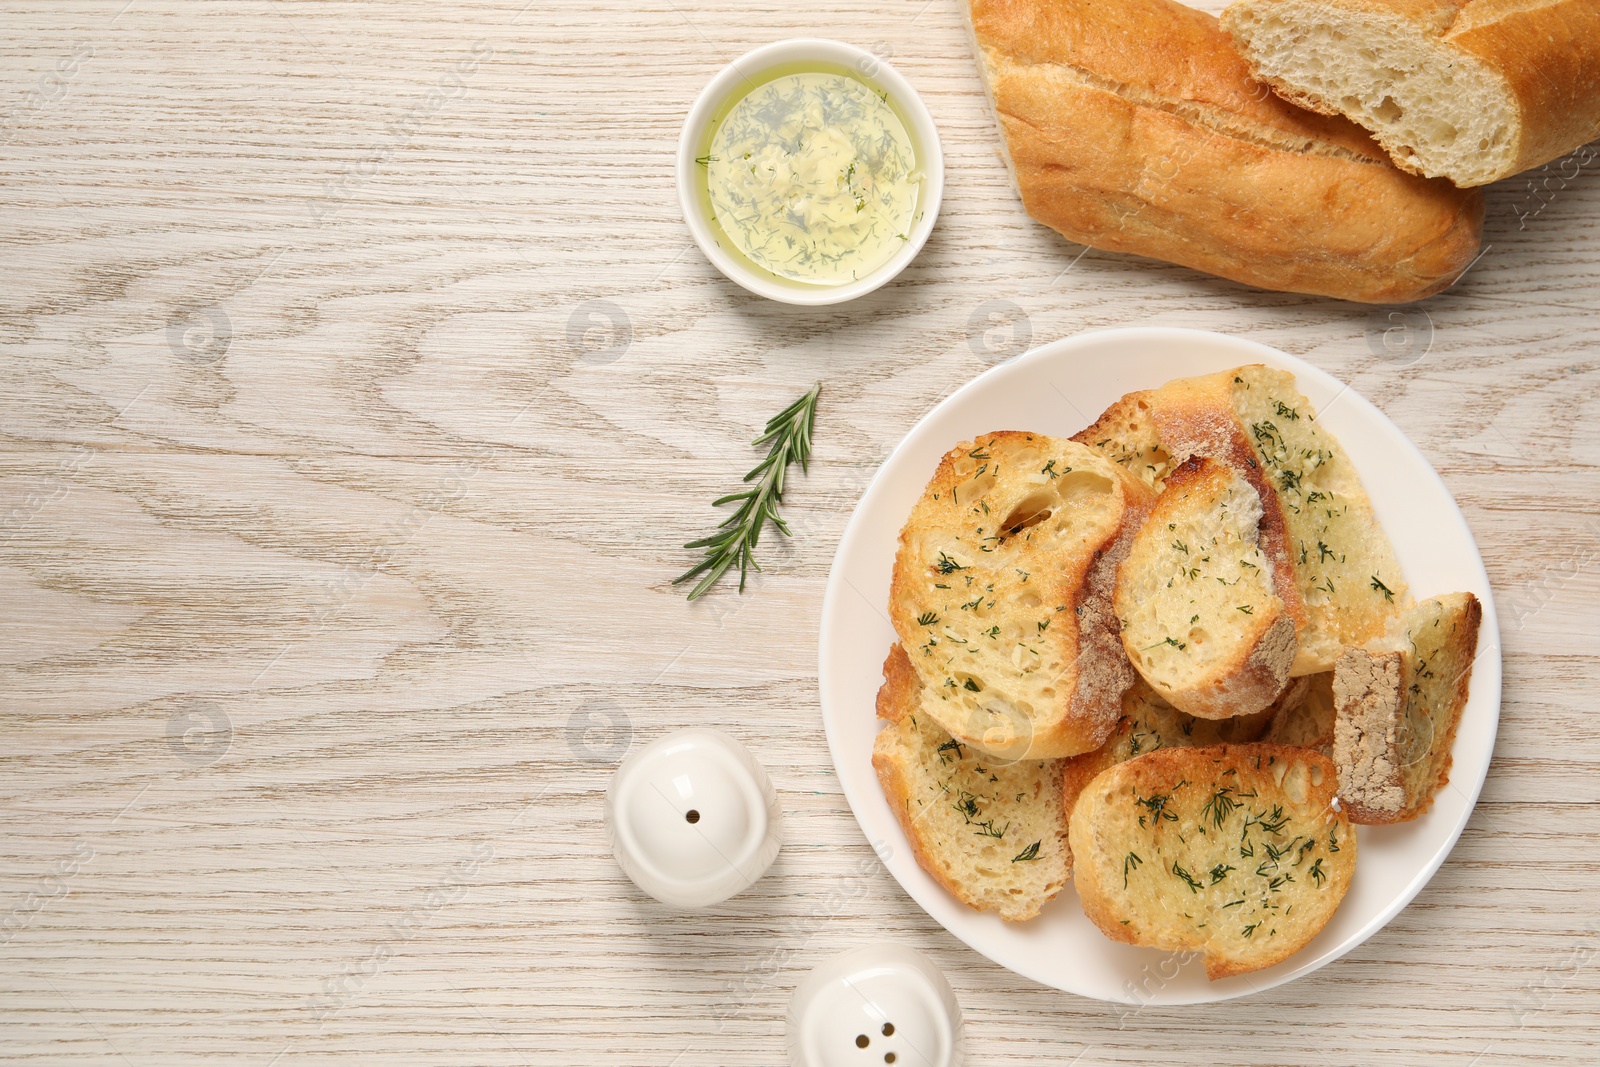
[674,382,821,600]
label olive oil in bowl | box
[701,70,923,287]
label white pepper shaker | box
[605,728,781,908]
[787,944,963,1067]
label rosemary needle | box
[675,382,822,600]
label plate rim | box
[816,325,1502,1004]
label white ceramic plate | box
[817,327,1501,1004]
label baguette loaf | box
[1081,365,1408,675]
[890,432,1156,760]
[873,644,1070,921]
[1117,456,1297,719]
[1068,743,1355,979]
[1223,0,1600,187]
[1333,592,1482,823]
[965,0,1484,303]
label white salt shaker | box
[605,728,782,908]
[787,944,963,1067]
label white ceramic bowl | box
[675,39,945,306]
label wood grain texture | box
[2,0,1598,1063]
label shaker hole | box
[855,1034,870,1048]
[685,810,701,824]
[882,1023,894,1036]
[885,1055,896,1064]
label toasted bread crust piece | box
[873,645,1070,921]
[890,432,1156,759]
[1069,743,1355,979]
[1117,455,1298,719]
[1332,592,1482,823]
[966,0,1484,302]
[1332,648,1406,820]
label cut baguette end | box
[1222,0,1518,187]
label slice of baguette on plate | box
[1068,743,1355,980]
[1116,455,1298,719]
[1332,592,1482,824]
[873,644,1069,921]
[890,432,1157,759]
[1222,0,1600,187]
[1081,364,1409,675]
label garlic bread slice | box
[1333,592,1482,824]
[1069,743,1355,980]
[890,432,1157,759]
[1117,456,1297,719]
[1228,365,1407,672]
[873,644,1069,921]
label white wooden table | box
[3,1,1598,1063]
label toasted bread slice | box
[1265,671,1336,753]
[873,644,1069,921]
[1332,592,1482,824]
[1227,366,1407,671]
[1079,365,1407,674]
[1069,743,1355,979]
[1116,456,1298,719]
[890,432,1157,759]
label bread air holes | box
[1419,116,1459,147]
[1281,761,1310,804]
[1056,469,1116,506]
[1002,490,1057,536]
[1371,96,1404,124]
[953,468,997,507]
